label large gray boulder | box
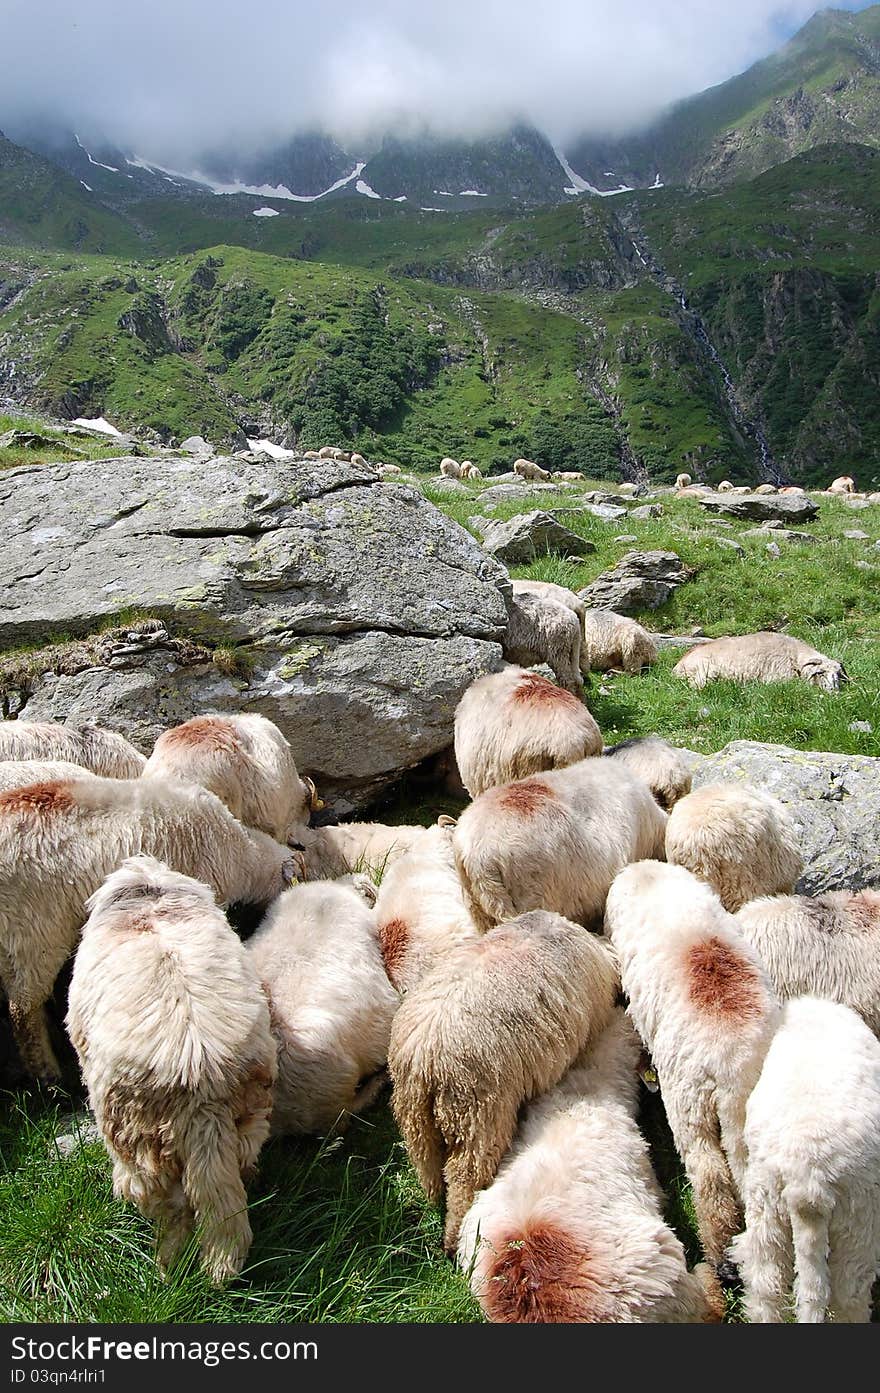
[689,740,880,895]
[698,492,818,524]
[476,511,595,564]
[577,551,691,613]
[0,455,511,813]
[479,482,558,507]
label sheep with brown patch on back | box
[0,721,145,778]
[513,458,551,482]
[142,713,320,842]
[247,878,397,1136]
[604,860,781,1289]
[665,782,803,911]
[672,632,848,693]
[602,736,693,812]
[453,757,667,932]
[458,1009,721,1322]
[453,665,602,800]
[0,774,298,1082]
[390,908,618,1253]
[581,609,659,674]
[66,855,276,1285]
[503,591,584,697]
[374,824,479,993]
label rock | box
[741,528,818,544]
[179,435,212,455]
[706,519,734,528]
[652,633,713,650]
[478,511,595,564]
[845,497,872,510]
[429,476,470,494]
[849,721,873,734]
[0,429,86,456]
[479,482,558,507]
[844,530,870,541]
[52,1114,101,1158]
[766,541,782,558]
[698,492,819,524]
[614,534,638,543]
[581,491,624,507]
[629,503,663,520]
[0,455,511,813]
[577,551,691,614]
[715,537,745,555]
[689,741,880,894]
[581,503,628,521]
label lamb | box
[602,736,692,812]
[459,461,481,479]
[502,591,584,696]
[0,773,297,1081]
[292,820,434,880]
[142,712,320,841]
[374,824,479,992]
[604,861,780,1281]
[729,997,880,1322]
[453,756,667,932]
[389,909,618,1252]
[829,476,856,494]
[581,608,659,673]
[665,782,803,912]
[671,631,848,692]
[675,473,692,490]
[440,457,461,478]
[0,721,145,778]
[453,665,602,799]
[513,458,551,482]
[458,1010,720,1322]
[734,889,880,1035]
[66,856,276,1285]
[247,879,398,1136]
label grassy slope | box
[0,134,141,257]
[0,412,133,470]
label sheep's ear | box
[800,658,823,678]
[437,814,458,827]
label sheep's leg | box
[350,1068,389,1116]
[182,1110,253,1286]
[8,999,61,1083]
[441,1101,518,1257]
[663,1090,742,1269]
[828,1204,878,1323]
[788,1198,831,1323]
[732,1182,792,1323]
[112,1159,195,1273]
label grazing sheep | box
[142,713,320,842]
[604,861,780,1278]
[377,462,402,476]
[734,889,880,1035]
[754,484,777,495]
[459,460,479,478]
[675,473,692,490]
[350,452,367,467]
[552,471,583,483]
[666,782,803,912]
[0,774,297,1081]
[829,476,856,494]
[454,665,602,799]
[730,997,880,1322]
[717,480,734,492]
[671,632,848,693]
[602,736,692,812]
[458,1010,720,1323]
[503,591,584,696]
[440,457,462,478]
[0,759,98,792]
[390,909,618,1252]
[581,609,659,673]
[453,757,667,932]
[247,879,397,1136]
[292,820,433,880]
[513,458,551,482]
[510,580,588,674]
[66,856,276,1285]
[374,824,479,992]
[0,721,145,778]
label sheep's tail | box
[787,1190,831,1323]
[390,1070,446,1205]
[180,1107,252,1286]
[454,844,516,931]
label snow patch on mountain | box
[73,416,122,436]
[247,438,296,459]
[553,144,635,197]
[80,181,92,192]
[252,206,280,217]
[74,134,118,173]
[356,177,382,199]
[459,189,487,196]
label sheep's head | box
[800,657,848,692]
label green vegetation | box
[0,412,133,470]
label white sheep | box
[754,484,777,495]
[247,878,397,1136]
[513,458,551,482]
[318,446,336,459]
[552,471,583,483]
[440,457,462,478]
[458,1010,720,1322]
[730,997,880,1322]
[665,782,803,911]
[142,712,320,841]
[717,481,734,492]
[675,473,692,490]
[66,856,276,1285]
[581,609,659,673]
[374,824,479,992]
[510,579,589,675]
[453,756,667,932]
[292,819,434,880]
[602,735,693,812]
[453,664,602,799]
[671,632,848,692]
[350,452,367,467]
[503,591,584,696]
[828,476,856,494]
[0,759,98,791]
[0,721,145,778]
[459,461,479,478]
[604,860,780,1283]
[390,909,618,1252]
[0,773,297,1081]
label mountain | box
[0,130,140,254]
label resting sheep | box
[602,736,692,812]
[754,484,777,495]
[717,481,734,492]
[0,774,297,1081]
[503,591,584,696]
[0,721,145,778]
[247,879,397,1135]
[553,471,583,483]
[440,458,461,478]
[453,757,667,932]
[829,476,856,494]
[66,856,276,1285]
[458,1010,720,1322]
[730,997,880,1322]
[671,632,848,692]
[513,458,551,482]
[374,824,479,992]
[454,665,601,799]
[581,609,658,673]
[665,782,803,911]
[675,473,692,490]
[389,909,618,1252]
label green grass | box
[0,413,133,471]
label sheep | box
[453,756,667,933]
[717,480,734,492]
[453,665,602,799]
[552,471,583,483]
[729,997,880,1322]
[829,476,856,494]
[303,450,320,460]
[671,631,848,693]
[318,446,336,459]
[602,736,692,812]
[0,759,98,792]
[142,713,320,842]
[389,909,619,1253]
[510,579,587,671]
[350,452,367,467]
[754,484,777,495]
[618,481,638,497]
[458,1010,720,1322]
[581,608,659,673]
[440,457,461,478]
[332,448,351,462]
[675,473,692,490]
[734,889,880,1035]
[459,460,479,478]
[503,591,584,696]
[513,458,551,482]
[292,820,434,881]
[666,782,803,912]
[378,462,402,476]
[374,825,478,992]
[66,856,276,1285]
[779,485,806,494]
[0,721,145,778]
[0,774,298,1082]
[247,878,397,1136]
[604,861,780,1281]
